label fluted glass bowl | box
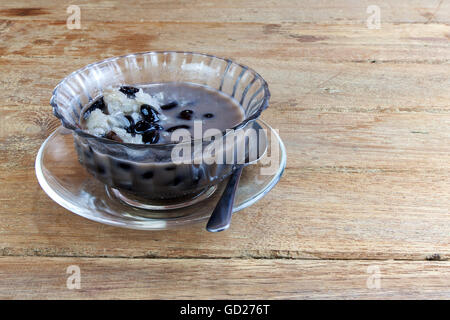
[51,51,270,200]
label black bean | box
[117,161,132,171]
[178,109,194,120]
[119,86,140,98]
[192,176,201,184]
[166,125,191,132]
[124,115,135,134]
[134,120,151,134]
[172,176,182,186]
[152,123,164,130]
[135,120,163,134]
[160,101,178,110]
[142,171,154,179]
[117,183,133,190]
[142,130,160,144]
[83,97,106,119]
[203,113,214,118]
[140,104,160,123]
[193,170,203,184]
[96,165,106,175]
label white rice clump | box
[85,87,165,143]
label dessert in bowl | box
[51,51,270,202]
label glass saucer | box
[35,120,286,230]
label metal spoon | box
[206,122,268,232]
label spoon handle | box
[206,165,244,232]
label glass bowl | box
[50,51,270,201]
[35,120,286,229]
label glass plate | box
[35,120,286,230]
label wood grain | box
[0,21,449,110]
[0,0,449,299]
[1,0,450,23]
[0,257,449,299]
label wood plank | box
[1,21,449,114]
[0,0,449,24]
[0,257,448,299]
[1,20,450,64]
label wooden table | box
[0,0,449,299]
